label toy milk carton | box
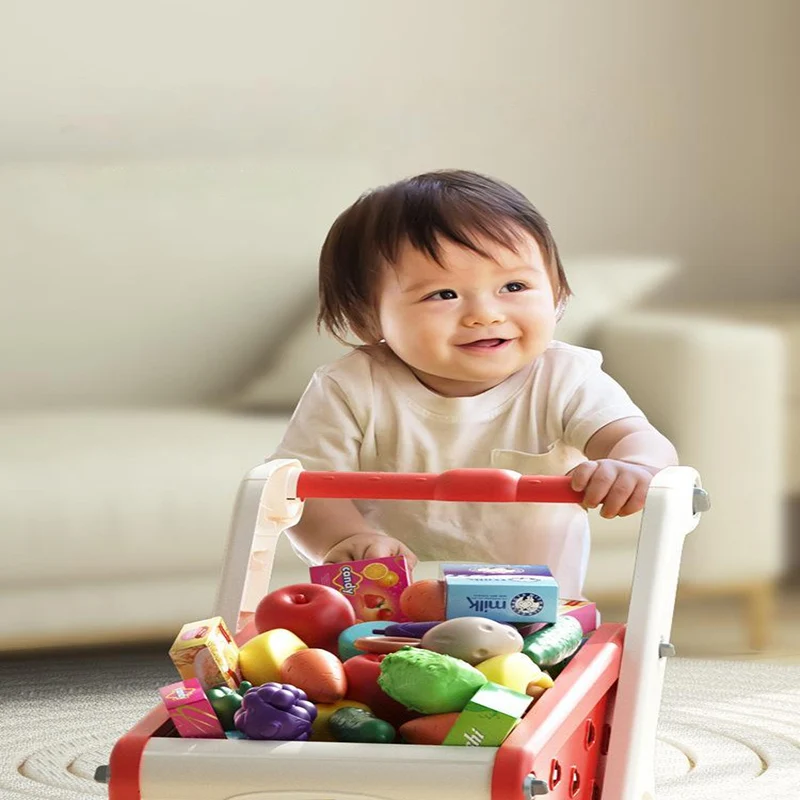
[444,568,559,624]
[443,682,532,747]
[169,616,241,690]
[159,678,225,739]
[440,563,553,578]
[310,556,413,622]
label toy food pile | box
[158,558,597,747]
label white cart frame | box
[106,462,706,800]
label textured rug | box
[1,648,799,799]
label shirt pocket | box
[490,440,585,477]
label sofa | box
[0,159,787,653]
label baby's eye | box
[425,289,458,301]
[501,281,527,293]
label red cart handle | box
[295,468,584,504]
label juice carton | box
[159,678,225,739]
[310,556,413,622]
[442,682,532,747]
[168,616,241,690]
[445,572,559,624]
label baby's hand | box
[322,533,418,569]
[568,460,659,518]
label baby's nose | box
[463,301,505,326]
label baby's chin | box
[409,365,520,397]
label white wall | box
[0,0,796,301]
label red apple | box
[255,583,356,653]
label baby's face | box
[377,232,558,396]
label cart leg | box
[601,467,703,800]
[746,580,775,652]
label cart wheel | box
[94,765,109,784]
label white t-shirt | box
[270,341,645,598]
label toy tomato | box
[343,654,419,728]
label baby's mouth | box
[458,338,509,349]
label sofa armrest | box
[593,311,787,585]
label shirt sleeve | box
[560,352,647,453]
[268,368,363,471]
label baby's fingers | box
[579,461,619,509]
[568,461,600,493]
[364,539,418,569]
[598,471,639,518]
[616,478,650,517]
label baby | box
[271,170,677,598]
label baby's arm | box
[568,417,679,518]
[287,498,417,567]
[273,362,418,568]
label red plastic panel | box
[492,624,625,799]
[108,705,172,800]
[295,469,584,504]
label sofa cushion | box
[686,302,800,401]
[0,158,379,411]
[233,257,678,411]
[0,409,293,587]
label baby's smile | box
[456,337,513,352]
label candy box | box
[168,616,241,690]
[310,556,412,622]
[158,679,225,739]
[442,682,532,747]
[445,573,559,624]
[440,563,552,578]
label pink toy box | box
[310,556,413,623]
[158,679,225,739]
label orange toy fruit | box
[399,579,446,622]
[280,648,348,704]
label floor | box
[601,576,800,664]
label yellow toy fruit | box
[530,672,555,689]
[238,628,307,685]
[311,700,371,741]
[475,652,544,694]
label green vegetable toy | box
[522,616,584,668]
[206,682,249,730]
[378,647,487,714]
[329,707,396,743]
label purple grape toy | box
[233,682,317,740]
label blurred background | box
[1,0,797,662]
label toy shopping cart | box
[103,461,708,800]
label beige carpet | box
[1,648,799,799]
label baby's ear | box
[354,316,383,344]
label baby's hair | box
[318,169,571,343]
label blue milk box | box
[440,563,553,578]
[444,571,560,624]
